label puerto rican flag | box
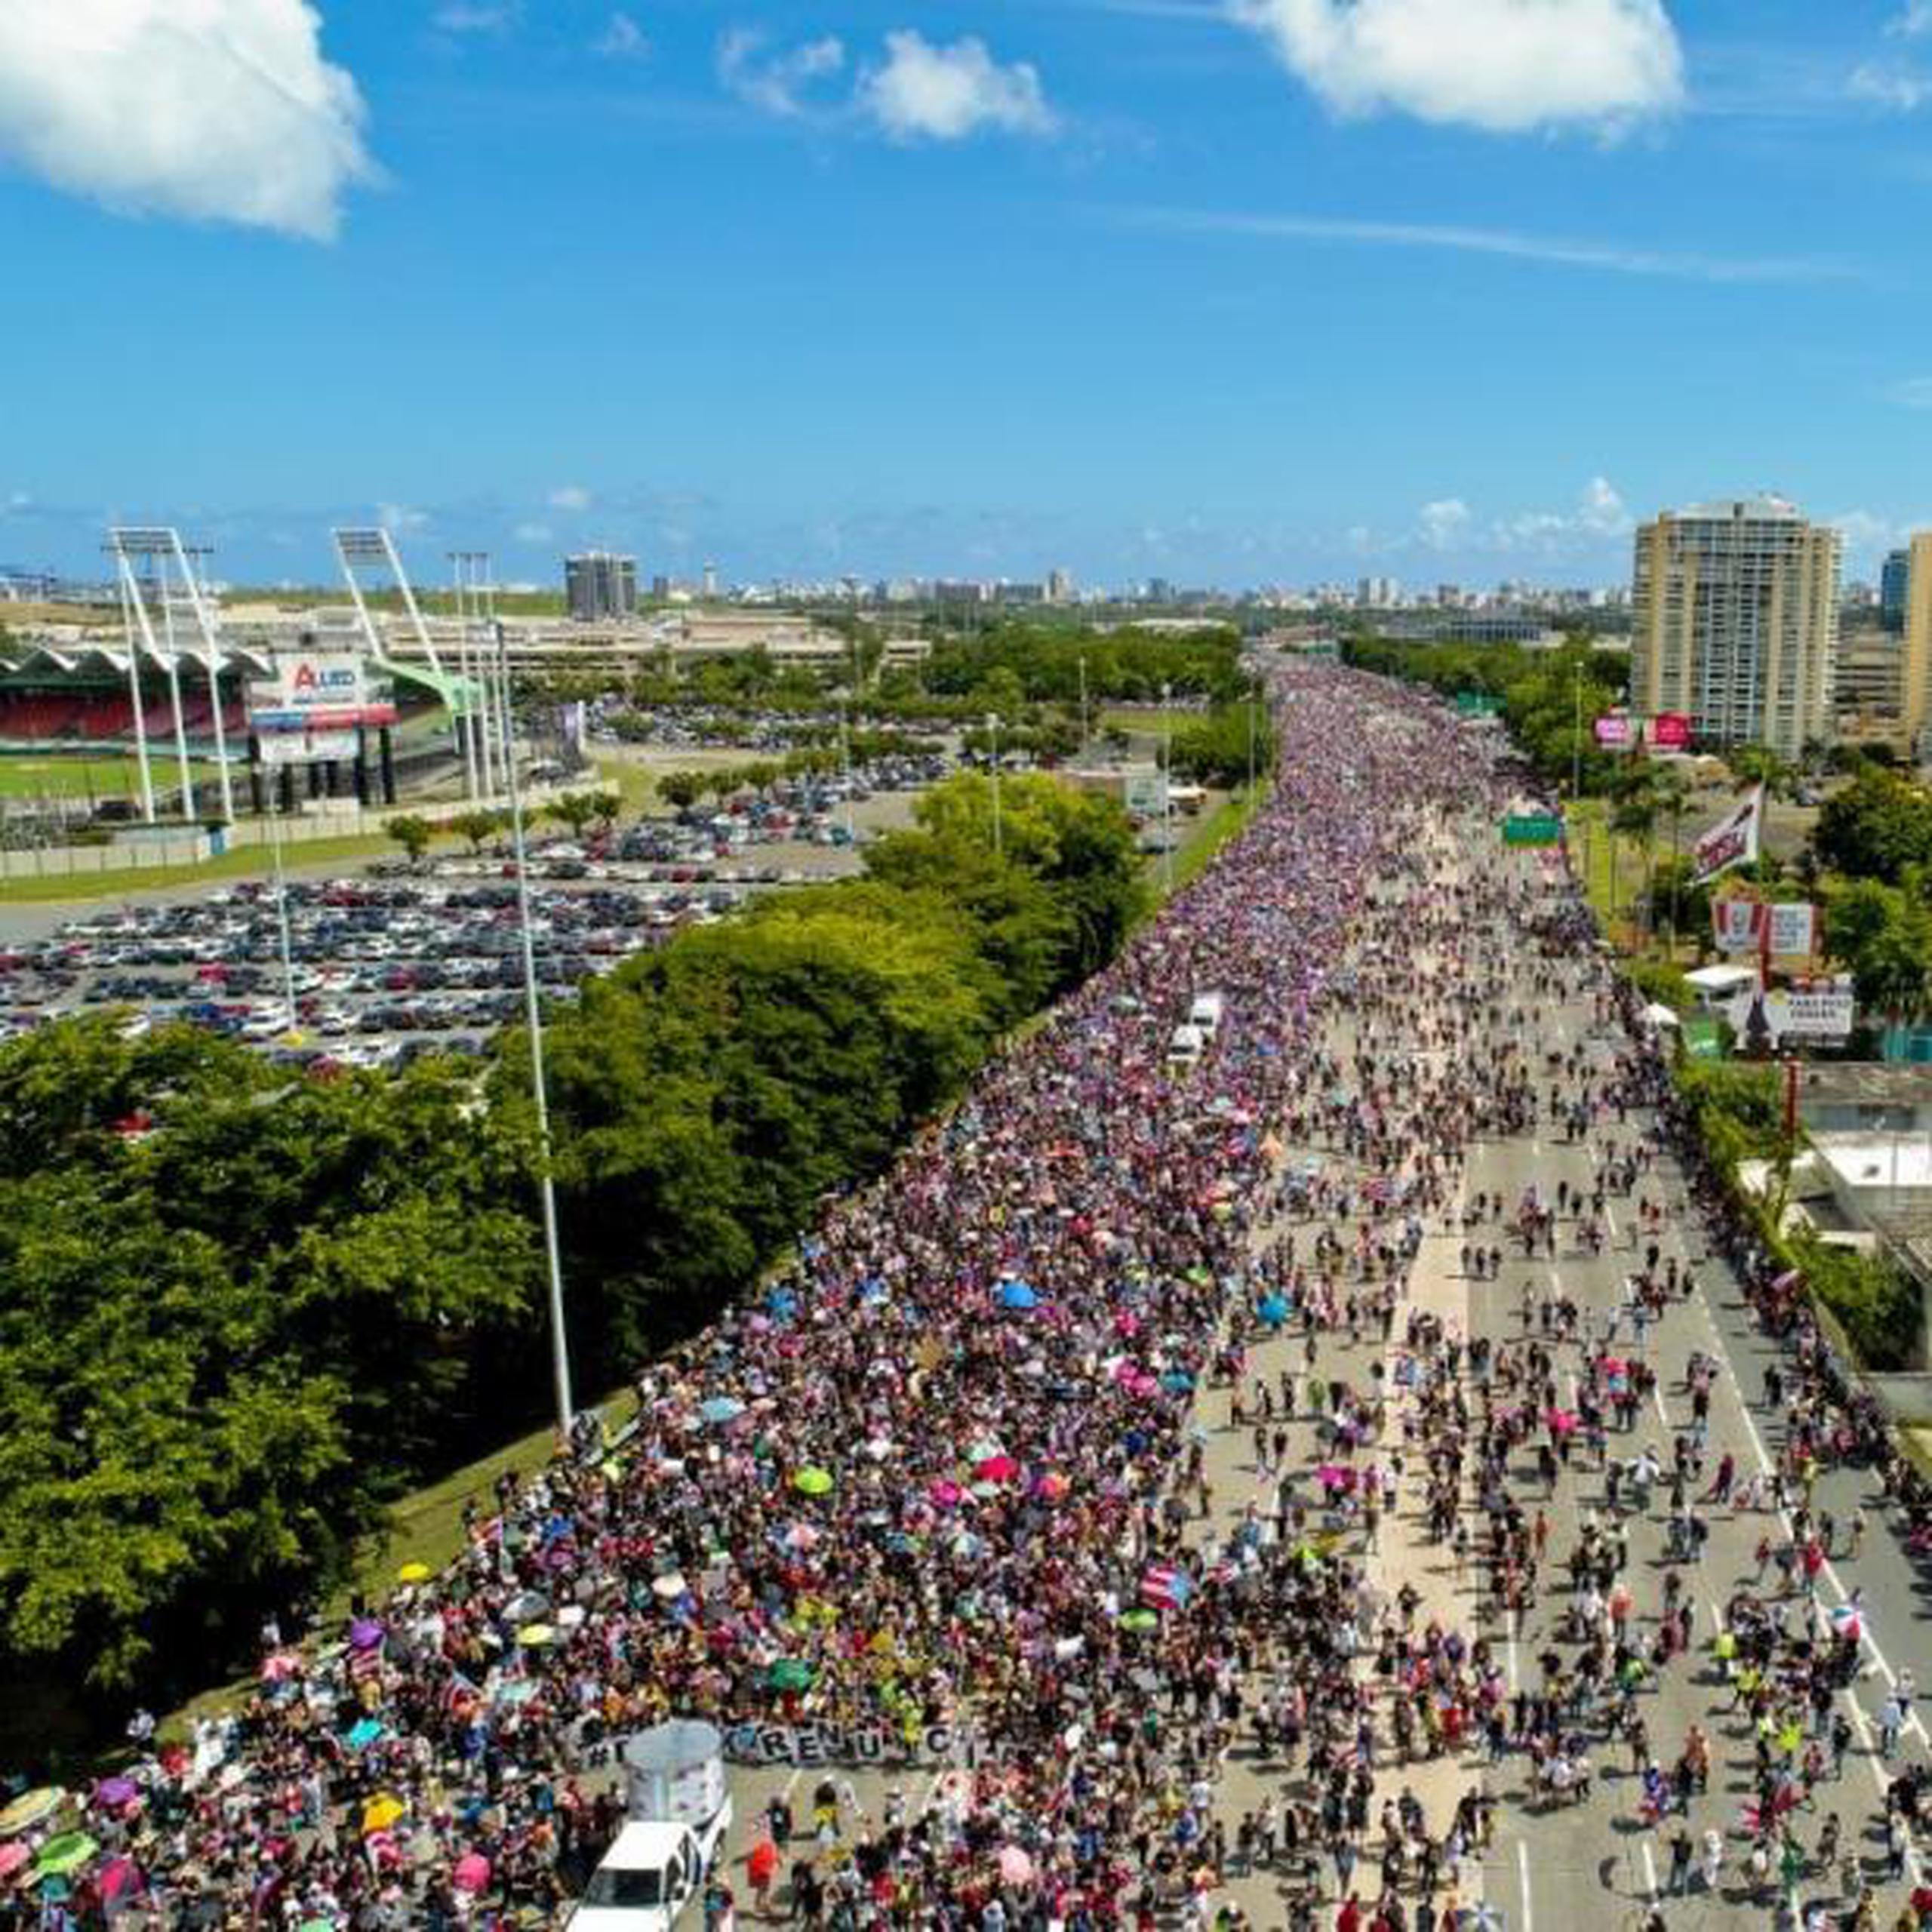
[1140,1565,1192,1612]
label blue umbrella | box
[1160,1370,1195,1395]
[700,1396,745,1425]
[998,1282,1038,1312]
[346,1718,384,1752]
[1259,1294,1290,1328]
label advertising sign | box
[258,728,361,768]
[1651,712,1692,751]
[1455,693,1501,718]
[1594,715,1634,748]
[1502,814,1563,848]
[248,653,397,732]
[1693,786,1763,884]
[1710,900,1817,956]
[1721,979,1855,1044]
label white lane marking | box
[1507,1611,1519,1695]
[1517,1838,1534,1932]
[1640,1839,1660,1903]
[1652,1377,1669,1428]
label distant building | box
[1833,627,1906,753]
[565,552,638,623]
[1630,497,1840,759]
[702,561,719,601]
[1047,568,1075,605]
[1883,549,1911,635]
[1379,609,1554,645]
[1903,533,1932,758]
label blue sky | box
[3,0,1932,589]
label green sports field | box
[0,753,224,801]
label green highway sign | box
[1501,814,1563,848]
[1456,693,1502,718]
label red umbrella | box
[976,1455,1020,1484]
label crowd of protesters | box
[4,664,1929,1932]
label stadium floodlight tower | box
[107,528,237,824]
[332,528,478,798]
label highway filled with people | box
[4,663,1930,1930]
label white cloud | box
[1891,2,1932,36]
[1850,61,1930,110]
[857,31,1057,142]
[1417,498,1471,549]
[0,0,372,242]
[548,485,593,512]
[379,503,429,534]
[595,11,648,58]
[1229,0,1683,134]
[513,521,554,544]
[1130,206,1848,285]
[1894,377,1932,410]
[435,2,518,32]
[1578,475,1632,535]
[718,28,846,118]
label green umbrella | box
[1118,1608,1158,1633]
[766,1659,816,1692]
[33,1832,98,1880]
[792,1467,835,1497]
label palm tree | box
[1609,764,1658,940]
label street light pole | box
[986,711,1002,860]
[1247,675,1259,795]
[1161,681,1174,896]
[269,780,299,1033]
[497,621,575,1440]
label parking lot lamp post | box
[839,697,855,844]
[986,712,1002,860]
[269,783,299,1033]
[1161,681,1174,896]
[496,622,576,1438]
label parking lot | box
[0,756,949,1066]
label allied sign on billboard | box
[1594,715,1634,748]
[1651,712,1692,751]
[248,654,396,732]
[1719,979,1855,1044]
[257,727,363,767]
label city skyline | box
[6,2,1932,582]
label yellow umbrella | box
[0,1788,64,1837]
[361,1794,407,1835]
[516,1623,557,1647]
[397,1562,431,1584]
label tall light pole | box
[1247,675,1259,795]
[497,621,575,1439]
[986,712,1003,860]
[838,694,855,845]
[268,771,300,1035]
[1161,680,1174,896]
[1078,653,1089,752]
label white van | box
[1189,992,1226,1035]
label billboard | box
[1594,715,1634,748]
[1651,712,1692,751]
[1711,900,1817,957]
[248,653,396,733]
[258,728,362,767]
[1720,979,1855,1044]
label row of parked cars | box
[0,875,735,1061]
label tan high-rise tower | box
[1631,497,1841,758]
[1902,532,1932,758]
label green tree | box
[383,814,435,866]
[545,792,605,840]
[1814,768,1932,884]
[654,770,706,813]
[450,808,504,855]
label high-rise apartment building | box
[565,551,638,622]
[1882,549,1911,635]
[1901,534,1932,758]
[1629,497,1841,758]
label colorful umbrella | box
[453,1853,491,1894]
[1258,1295,1290,1328]
[397,1561,431,1584]
[92,1778,137,1811]
[515,1623,557,1647]
[1117,1608,1159,1633]
[32,1835,97,1881]
[998,1282,1038,1312]
[975,1454,1020,1483]
[360,1795,406,1835]
[347,1618,384,1653]
[346,1718,385,1751]
[765,1659,815,1692]
[998,1845,1035,1885]
[0,1845,27,1880]
[700,1396,745,1425]
[97,1855,142,1903]
[651,1574,689,1601]
[793,1467,835,1497]
[0,1790,63,1838]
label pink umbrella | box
[0,1844,28,1880]
[997,1845,1035,1886]
[97,1856,142,1903]
[929,1479,963,1508]
[454,1852,491,1894]
[1546,1410,1578,1435]
[1315,1465,1354,1491]
[976,1455,1020,1484]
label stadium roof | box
[0,642,278,685]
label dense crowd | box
[3,664,1927,1932]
